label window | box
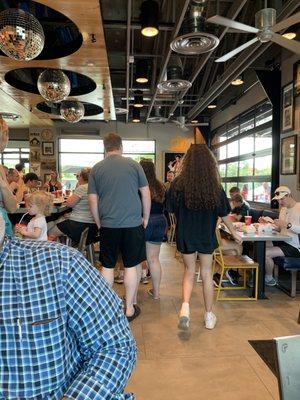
[59,138,155,189]
[1,141,29,171]
[213,102,272,204]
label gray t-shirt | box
[70,183,95,223]
[88,155,148,228]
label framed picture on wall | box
[282,83,293,132]
[281,135,297,175]
[294,60,300,97]
[163,151,185,182]
[293,61,300,131]
[42,141,54,156]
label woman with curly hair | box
[168,144,241,330]
[140,160,167,299]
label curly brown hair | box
[173,144,222,210]
[140,159,165,203]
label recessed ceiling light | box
[282,32,296,40]
[231,77,244,86]
[208,104,217,109]
[86,62,94,67]
[191,120,198,123]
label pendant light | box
[134,90,144,108]
[136,59,149,84]
[140,0,159,37]
[132,108,141,123]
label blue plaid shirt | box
[0,238,136,399]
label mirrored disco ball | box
[60,101,85,123]
[38,70,71,103]
[0,8,44,61]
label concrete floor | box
[116,243,300,400]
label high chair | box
[168,213,176,246]
[213,228,259,301]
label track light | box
[134,90,144,108]
[140,0,159,37]
[231,75,244,86]
[208,104,217,109]
[136,60,149,84]
[132,108,141,123]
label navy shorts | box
[145,214,167,244]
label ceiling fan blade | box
[271,33,300,55]
[206,15,259,34]
[215,37,259,62]
[273,12,300,33]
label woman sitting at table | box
[43,170,62,193]
[48,167,98,244]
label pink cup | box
[245,215,252,225]
[229,214,236,222]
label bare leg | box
[124,266,138,317]
[48,225,64,238]
[133,263,142,305]
[146,242,162,298]
[265,246,284,276]
[101,267,114,286]
[221,238,242,256]
[198,253,214,312]
[181,253,197,303]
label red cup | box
[229,214,236,222]
[245,215,252,225]
[57,190,63,198]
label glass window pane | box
[227,141,238,158]
[240,118,254,133]
[239,159,253,177]
[226,183,237,197]
[255,128,272,151]
[226,162,238,177]
[239,136,254,155]
[60,139,104,153]
[124,154,155,163]
[238,182,253,202]
[3,154,20,160]
[218,144,227,160]
[255,155,272,176]
[219,164,226,177]
[122,140,155,153]
[254,182,271,203]
[2,159,18,169]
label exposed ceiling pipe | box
[125,0,132,123]
[146,0,191,120]
[187,0,299,118]
[168,0,248,117]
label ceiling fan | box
[206,5,300,62]
[172,116,209,132]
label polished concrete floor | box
[117,243,300,400]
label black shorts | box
[57,219,99,244]
[272,241,300,258]
[100,225,146,268]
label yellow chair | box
[213,228,259,301]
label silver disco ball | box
[0,8,44,61]
[60,101,85,123]
[38,70,71,103]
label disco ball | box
[0,8,44,61]
[0,118,9,152]
[38,70,71,103]
[60,101,85,123]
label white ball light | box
[60,101,85,123]
[38,69,71,103]
[0,9,44,61]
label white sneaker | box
[204,312,217,330]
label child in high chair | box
[16,191,53,241]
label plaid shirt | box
[0,238,136,399]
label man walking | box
[88,133,151,321]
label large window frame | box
[58,136,156,189]
[1,140,30,171]
[212,102,273,204]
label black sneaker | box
[213,273,221,287]
[225,269,239,285]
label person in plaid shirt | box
[0,214,136,399]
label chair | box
[213,229,259,301]
[168,213,176,246]
[77,228,97,265]
[273,256,300,297]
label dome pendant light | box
[132,108,141,123]
[134,90,144,108]
[136,59,149,84]
[140,0,159,37]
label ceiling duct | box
[157,55,192,92]
[170,0,219,55]
[147,107,168,123]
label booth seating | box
[248,208,279,223]
[273,256,300,297]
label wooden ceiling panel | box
[0,0,114,128]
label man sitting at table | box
[23,172,39,195]
[230,193,250,222]
[264,186,300,286]
[229,186,250,209]
[0,212,137,399]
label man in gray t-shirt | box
[88,133,151,322]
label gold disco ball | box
[0,8,44,61]
[38,69,71,103]
[60,101,85,123]
[0,118,9,152]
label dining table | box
[220,224,292,299]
